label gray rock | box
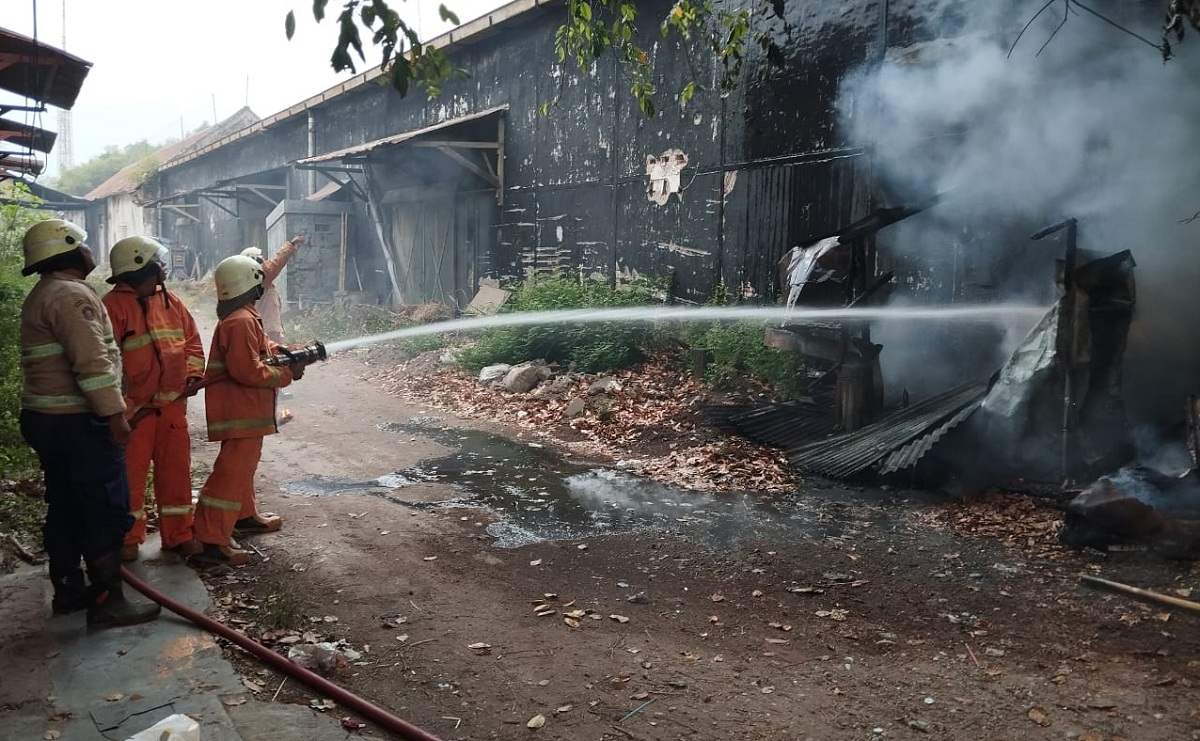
[504,362,552,393]
[588,376,622,395]
[563,397,587,419]
[479,364,511,384]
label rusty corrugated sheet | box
[877,397,983,475]
[787,382,987,479]
[714,393,836,449]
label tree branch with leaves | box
[292,0,785,115]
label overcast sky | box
[4,0,505,177]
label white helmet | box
[22,219,87,276]
[108,236,168,284]
[241,246,264,263]
[214,255,264,300]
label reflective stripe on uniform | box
[149,327,185,341]
[159,504,194,516]
[121,333,154,351]
[22,392,88,410]
[197,494,242,512]
[206,360,227,372]
[130,508,146,521]
[21,341,65,359]
[152,390,181,404]
[78,372,119,392]
[208,417,276,433]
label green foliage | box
[0,491,46,549]
[550,0,784,116]
[128,155,162,190]
[693,322,806,398]
[0,188,47,475]
[295,0,784,116]
[300,0,467,99]
[259,585,305,630]
[46,140,161,196]
[457,274,664,373]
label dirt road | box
[187,349,1200,741]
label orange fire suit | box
[193,304,294,547]
[102,284,204,550]
[259,239,297,344]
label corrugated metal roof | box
[877,397,983,475]
[0,117,56,153]
[162,0,551,172]
[85,107,260,200]
[718,393,837,449]
[787,382,987,479]
[295,105,508,165]
[0,26,91,110]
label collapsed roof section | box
[729,218,1138,485]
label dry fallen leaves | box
[375,356,796,493]
[1028,706,1051,727]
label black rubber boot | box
[85,553,161,628]
[50,568,91,615]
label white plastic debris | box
[123,713,200,741]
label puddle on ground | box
[280,421,897,549]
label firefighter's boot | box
[49,565,91,615]
[85,553,161,628]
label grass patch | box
[259,584,305,630]
[457,274,666,373]
[692,322,807,398]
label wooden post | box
[691,348,711,379]
[338,212,348,294]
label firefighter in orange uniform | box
[241,233,303,345]
[101,236,205,562]
[192,255,305,566]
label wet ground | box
[279,420,909,550]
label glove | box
[290,362,306,381]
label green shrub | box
[457,274,664,373]
[694,322,807,398]
[0,193,48,475]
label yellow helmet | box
[241,246,264,263]
[214,255,264,300]
[22,219,87,276]
[108,236,169,284]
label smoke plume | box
[838,0,1200,425]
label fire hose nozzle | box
[267,340,328,367]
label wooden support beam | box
[200,194,238,218]
[496,117,506,206]
[242,185,282,208]
[162,204,201,223]
[435,146,498,187]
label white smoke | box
[838,1,1200,423]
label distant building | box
[71,107,261,262]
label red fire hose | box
[121,566,447,741]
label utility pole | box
[56,0,75,171]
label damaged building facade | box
[139,0,954,308]
[113,2,1200,497]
